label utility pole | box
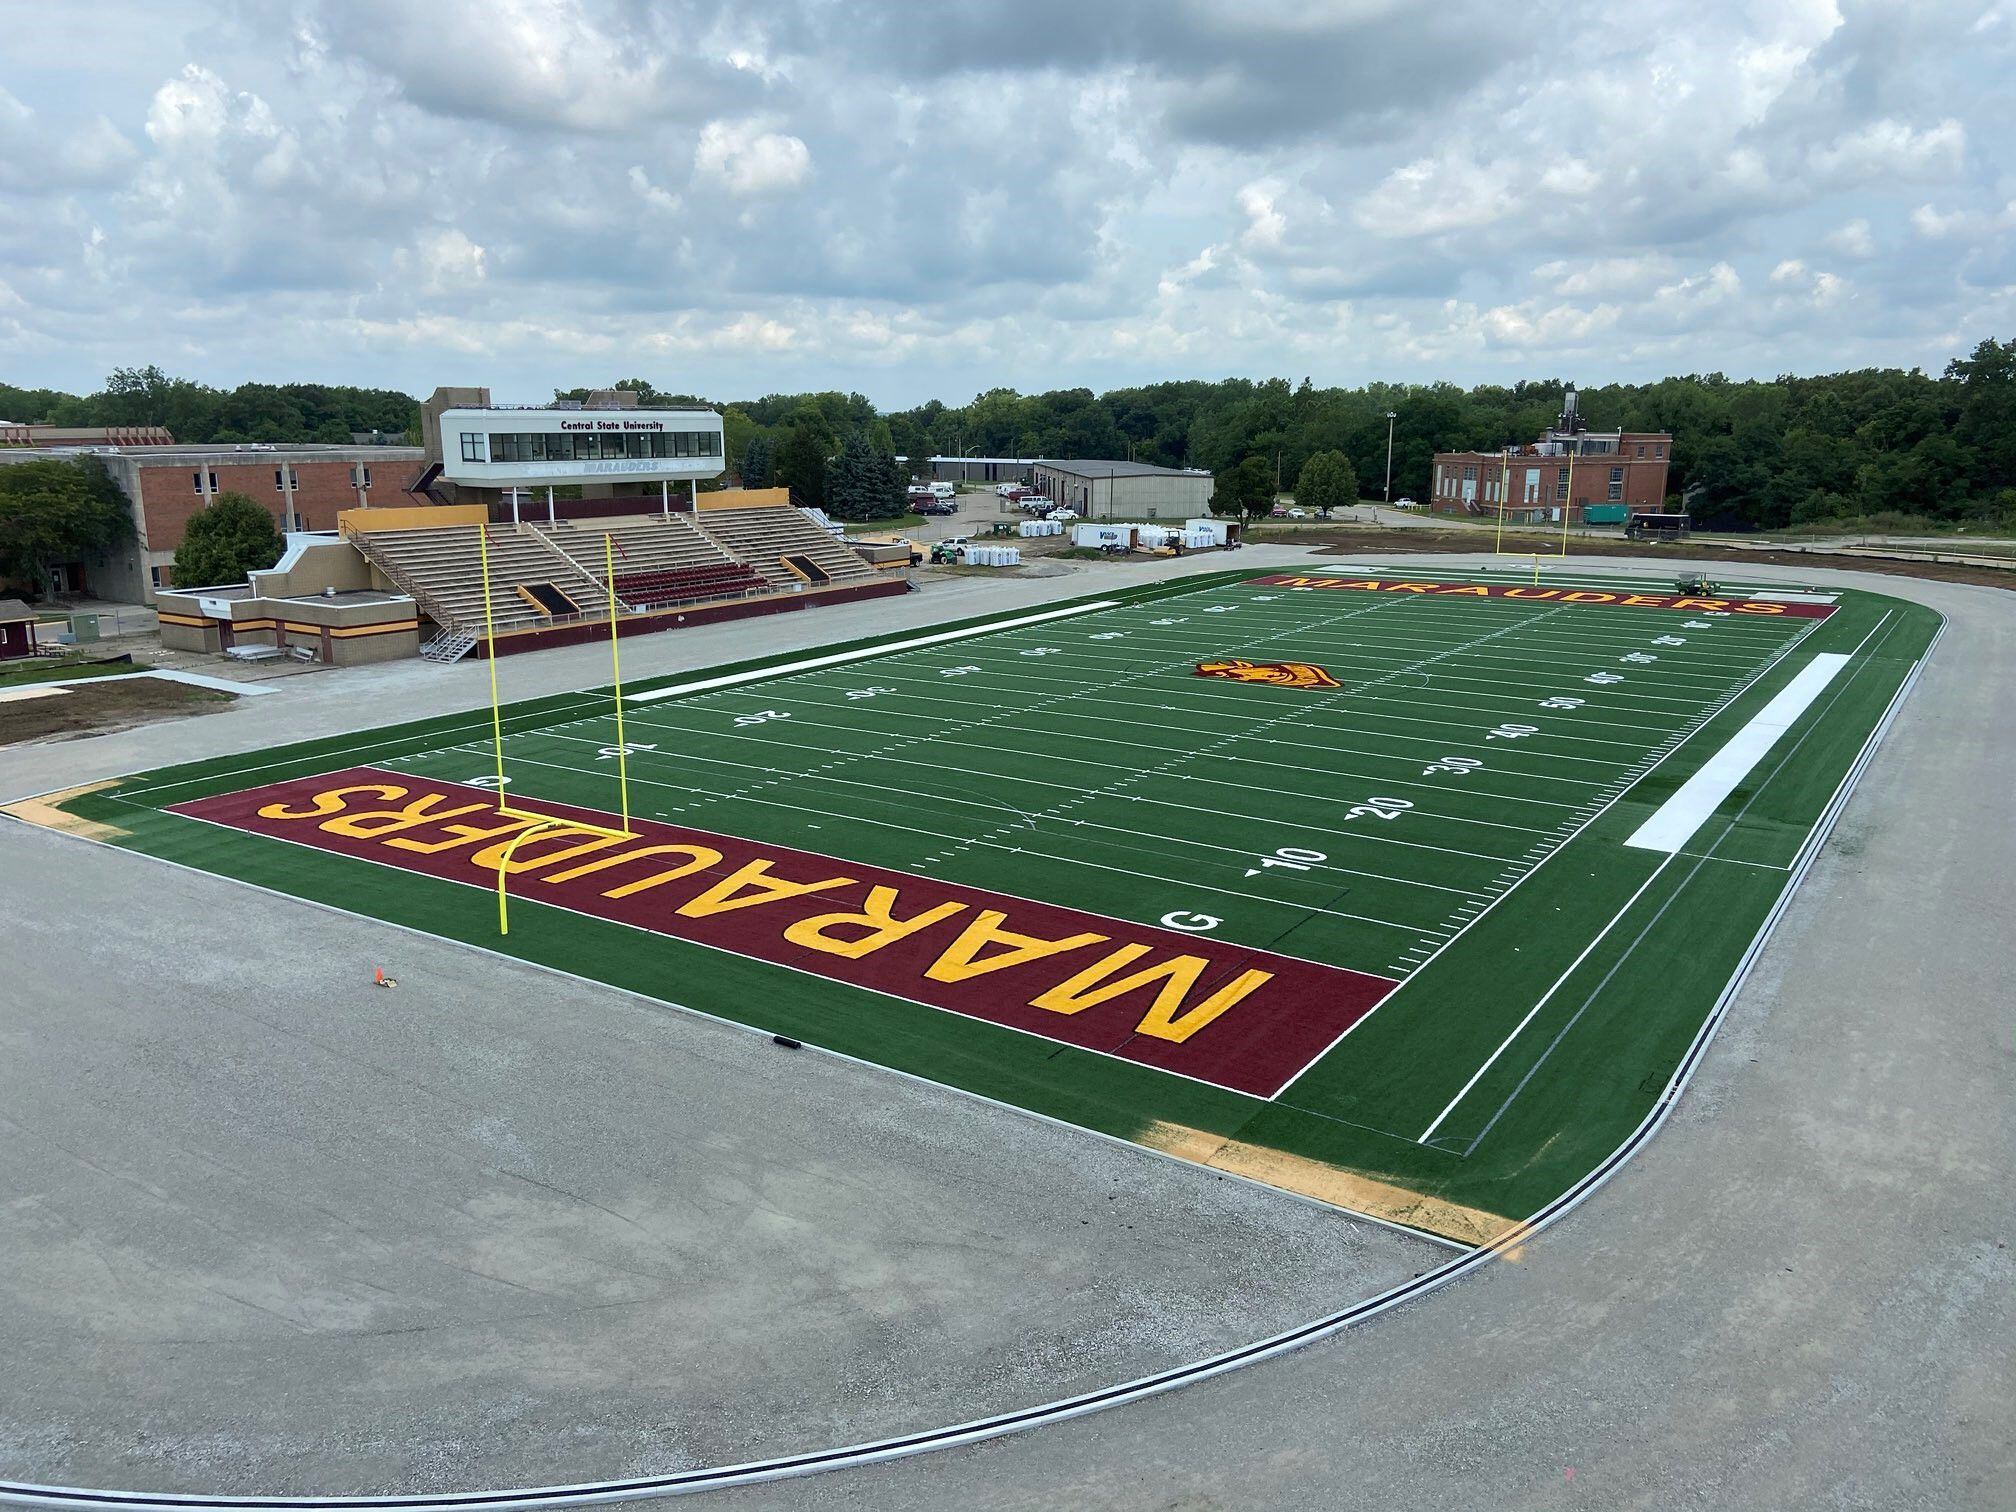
[1384,411,1398,504]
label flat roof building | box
[1029,459,1214,521]
[421,386,725,516]
[1429,391,1672,525]
[0,441,423,603]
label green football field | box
[14,564,1940,1244]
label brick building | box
[1430,392,1671,524]
[0,442,423,602]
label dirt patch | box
[1139,1120,1515,1247]
[1274,527,2016,592]
[0,678,235,746]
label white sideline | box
[1623,652,1850,854]
[623,600,1122,703]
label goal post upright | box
[606,533,631,832]
[480,522,506,808]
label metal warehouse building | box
[1029,459,1213,520]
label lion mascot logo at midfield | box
[1194,659,1341,691]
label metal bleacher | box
[348,525,606,635]
[691,506,877,587]
[351,504,882,655]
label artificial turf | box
[19,564,1941,1238]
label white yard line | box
[623,599,1123,704]
[1265,610,1827,1101]
[468,747,1441,938]
[515,726,1493,899]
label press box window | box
[459,432,484,463]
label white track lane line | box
[1413,853,1678,1144]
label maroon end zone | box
[1249,574,1837,619]
[169,766,1396,1098]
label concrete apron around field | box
[0,548,2004,1504]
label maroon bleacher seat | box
[611,564,767,607]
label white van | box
[929,482,955,500]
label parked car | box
[1392,496,1418,509]
[1269,504,1288,518]
[929,482,956,500]
[1019,496,1054,514]
[1046,507,1079,522]
[1287,506,1308,519]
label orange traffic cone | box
[374,967,397,988]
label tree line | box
[2,366,418,446]
[10,337,2012,531]
[571,338,2016,530]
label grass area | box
[24,565,1939,1238]
[1757,511,2016,543]
[0,656,134,688]
[840,513,927,533]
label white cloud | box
[1808,118,1965,184]
[0,87,135,193]
[0,0,2012,400]
[1235,182,1288,250]
[1355,154,1512,238]
[628,166,682,216]
[1536,255,1677,297]
[1826,218,1874,258]
[407,229,487,293]
[694,119,812,196]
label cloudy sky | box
[1,0,2012,407]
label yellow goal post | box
[478,524,639,934]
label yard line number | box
[1245,844,1328,877]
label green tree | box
[0,458,132,595]
[774,421,832,509]
[1293,449,1359,516]
[739,433,776,488]
[823,430,908,521]
[172,492,283,588]
[721,407,759,479]
[1210,456,1275,523]
[1948,337,2016,493]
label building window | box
[1557,479,1570,501]
[274,467,299,490]
[150,564,169,589]
[1636,444,1645,457]
[1655,445,1665,459]
[351,465,372,488]
[1609,466,1623,483]
[1608,482,1624,501]
[1462,464,1477,481]
[192,470,218,493]
[460,432,483,463]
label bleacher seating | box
[692,506,877,587]
[349,506,883,644]
[535,514,734,579]
[348,525,607,634]
[611,563,767,607]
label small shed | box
[0,599,38,661]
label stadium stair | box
[419,628,480,663]
[347,523,607,636]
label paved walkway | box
[0,549,2005,1508]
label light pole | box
[1383,411,1398,505]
